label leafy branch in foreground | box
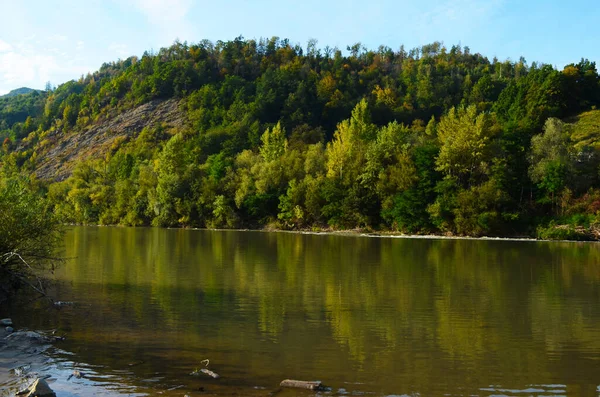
[0,177,63,302]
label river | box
[6,226,600,396]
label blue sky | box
[0,0,598,95]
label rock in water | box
[24,378,56,397]
[5,326,13,333]
[0,318,12,326]
[67,370,85,380]
[6,331,52,344]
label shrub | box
[0,177,62,301]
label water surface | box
[12,227,600,396]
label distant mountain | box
[1,87,39,97]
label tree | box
[2,37,599,238]
[259,122,287,161]
[153,133,187,226]
[435,105,499,186]
[453,180,509,236]
[383,145,440,232]
[326,99,374,181]
[529,118,572,208]
[0,177,62,302]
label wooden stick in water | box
[200,368,220,379]
[280,379,322,390]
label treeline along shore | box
[1,37,600,240]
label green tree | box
[259,122,288,161]
[453,180,510,236]
[153,133,188,226]
[0,177,62,301]
[529,118,572,208]
[326,99,374,182]
[436,105,499,186]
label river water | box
[8,227,600,396]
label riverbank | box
[69,221,600,243]
[0,326,143,397]
[0,327,66,396]
[181,225,599,244]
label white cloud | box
[0,38,92,92]
[130,0,192,23]
[128,0,193,42]
[76,40,85,51]
[108,43,129,57]
[1,51,56,85]
[0,39,13,53]
[48,34,68,42]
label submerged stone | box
[6,331,52,344]
[24,378,56,397]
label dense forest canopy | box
[1,37,600,239]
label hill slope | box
[0,38,599,238]
[569,109,600,150]
[30,99,184,180]
[1,87,39,98]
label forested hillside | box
[1,37,600,239]
[0,87,39,98]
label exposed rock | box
[0,318,12,326]
[67,370,84,380]
[10,364,30,377]
[22,378,56,397]
[29,98,185,181]
[5,326,14,333]
[6,331,54,345]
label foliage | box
[0,175,62,300]
[1,38,600,239]
[536,223,593,241]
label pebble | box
[73,370,84,379]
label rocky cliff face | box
[31,99,184,181]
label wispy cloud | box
[128,0,193,42]
[48,34,68,42]
[108,43,129,57]
[0,39,12,53]
[130,0,192,23]
[1,52,56,84]
[0,37,92,93]
[415,0,505,44]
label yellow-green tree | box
[259,122,288,162]
[435,105,499,186]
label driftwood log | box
[280,379,322,390]
[200,368,220,379]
